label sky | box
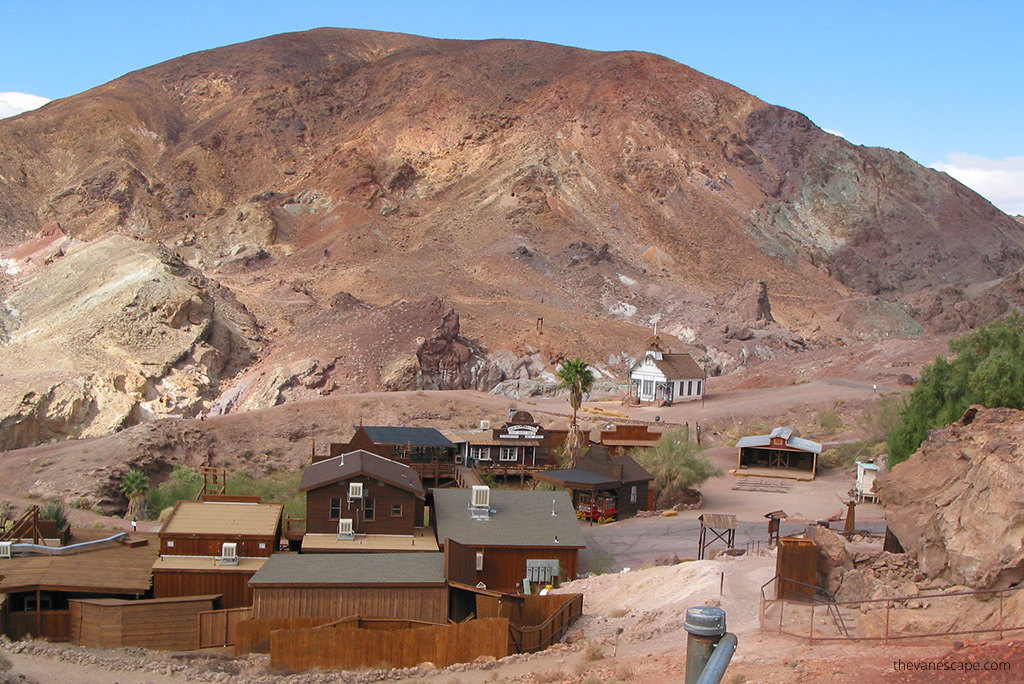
[1,1,1022,214]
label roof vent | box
[220,542,238,565]
[338,518,354,540]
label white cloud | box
[0,92,50,119]
[932,153,1024,216]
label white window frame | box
[499,446,517,462]
[471,446,491,461]
[630,485,638,504]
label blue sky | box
[2,1,1022,213]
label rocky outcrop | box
[875,406,1024,589]
[0,235,260,449]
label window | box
[630,486,638,504]
[687,380,693,396]
[642,379,654,398]
[329,498,342,519]
[364,498,375,521]
[697,380,703,395]
[500,446,517,461]
[391,503,403,517]
[471,446,491,461]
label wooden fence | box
[4,610,71,641]
[235,617,339,655]
[198,607,252,648]
[508,594,583,653]
[270,617,509,671]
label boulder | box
[875,406,1024,589]
[805,524,854,588]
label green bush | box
[147,465,203,513]
[888,311,1024,465]
[634,428,722,505]
[817,409,844,432]
[40,499,68,531]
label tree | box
[120,469,150,520]
[888,311,1024,465]
[556,357,595,467]
[634,427,722,508]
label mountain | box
[0,28,1022,449]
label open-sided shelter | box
[430,488,585,593]
[735,427,822,480]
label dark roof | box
[299,450,425,495]
[611,454,654,484]
[249,552,445,585]
[538,469,620,487]
[431,490,586,549]
[359,426,455,447]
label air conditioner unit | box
[0,541,12,559]
[455,454,465,465]
[471,485,490,508]
[480,420,491,430]
[337,518,354,540]
[349,482,364,499]
[220,542,238,565]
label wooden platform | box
[732,467,814,482]
[732,477,793,493]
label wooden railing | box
[508,593,583,654]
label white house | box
[628,336,706,404]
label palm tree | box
[556,357,595,468]
[120,469,150,520]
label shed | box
[249,552,448,623]
[735,427,822,480]
[854,462,880,503]
[69,595,220,650]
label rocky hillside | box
[1,28,1023,448]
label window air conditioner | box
[349,482,364,499]
[455,454,465,465]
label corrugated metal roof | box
[299,449,425,495]
[735,428,822,454]
[162,500,284,537]
[248,552,445,585]
[856,461,880,471]
[361,426,455,447]
[432,490,586,548]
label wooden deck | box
[732,467,814,482]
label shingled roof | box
[432,489,586,549]
[650,352,705,379]
[299,449,426,495]
[359,426,455,447]
[249,552,445,585]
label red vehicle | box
[576,494,618,523]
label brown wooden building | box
[430,488,585,593]
[248,552,448,623]
[70,595,220,650]
[299,449,426,538]
[467,411,553,469]
[152,498,283,609]
[0,529,159,642]
[327,426,457,482]
[534,445,654,520]
[735,427,822,480]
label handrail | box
[760,575,850,637]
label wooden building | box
[628,336,705,404]
[431,488,585,593]
[0,530,158,642]
[70,595,220,650]
[735,427,822,480]
[596,423,662,456]
[328,426,457,482]
[466,410,553,469]
[152,498,282,609]
[299,449,426,538]
[248,552,448,623]
[534,445,654,519]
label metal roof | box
[856,461,880,471]
[538,469,620,487]
[360,426,455,447]
[734,428,822,454]
[431,489,586,549]
[299,449,425,495]
[248,552,445,585]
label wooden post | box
[809,603,815,645]
[884,600,891,644]
[36,589,42,639]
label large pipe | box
[684,606,738,684]
[6,532,128,556]
[696,633,738,684]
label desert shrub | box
[888,311,1024,465]
[40,499,68,531]
[817,408,844,432]
[227,470,305,518]
[634,428,722,506]
[147,465,203,513]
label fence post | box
[684,606,727,684]
[884,600,891,645]
[999,590,1005,640]
[809,603,815,645]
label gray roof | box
[361,426,455,447]
[299,449,425,495]
[432,489,586,549]
[540,469,620,487]
[630,352,705,380]
[249,552,445,586]
[735,427,822,454]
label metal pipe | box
[695,633,738,684]
[684,606,727,684]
